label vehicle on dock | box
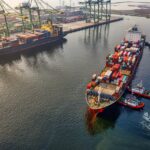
[85,25,146,113]
[118,94,144,109]
[127,81,150,99]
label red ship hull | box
[127,87,150,99]
[118,101,144,109]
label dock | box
[62,16,123,35]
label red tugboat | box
[118,94,144,109]
[85,25,146,113]
[127,81,150,99]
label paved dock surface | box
[62,16,123,34]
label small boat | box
[127,81,150,99]
[118,94,144,109]
[143,112,150,122]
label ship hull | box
[86,36,145,113]
[118,101,144,109]
[0,35,65,56]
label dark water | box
[0,16,150,150]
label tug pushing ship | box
[85,25,146,113]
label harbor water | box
[0,16,150,150]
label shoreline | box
[111,8,150,18]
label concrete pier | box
[62,16,123,35]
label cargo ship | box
[85,25,146,113]
[0,21,66,56]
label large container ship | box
[0,21,66,56]
[85,25,146,113]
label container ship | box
[0,21,66,56]
[85,25,146,113]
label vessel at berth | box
[0,21,66,56]
[85,25,145,113]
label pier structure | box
[62,17,123,35]
[79,0,111,23]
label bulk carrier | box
[85,25,146,113]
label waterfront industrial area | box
[0,0,150,150]
[0,0,120,36]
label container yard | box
[62,16,123,34]
[0,0,123,55]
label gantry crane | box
[79,0,111,23]
[0,0,21,36]
[16,0,64,32]
[0,0,63,36]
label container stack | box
[107,39,143,72]
[1,37,19,48]
[35,29,51,38]
[103,38,143,87]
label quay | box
[62,17,123,35]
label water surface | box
[0,16,150,150]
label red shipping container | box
[118,72,122,77]
[112,71,118,79]
[112,64,120,70]
[86,83,92,89]
[124,56,128,62]
[119,75,123,81]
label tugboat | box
[118,94,144,109]
[85,25,145,113]
[127,81,150,99]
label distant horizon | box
[3,0,150,8]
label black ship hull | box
[0,35,65,56]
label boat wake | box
[140,112,150,131]
[141,121,150,130]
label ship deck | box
[87,97,116,109]
[94,83,117,95]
